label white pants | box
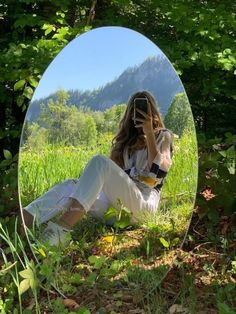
[24,154,161,225]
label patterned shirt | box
[123,128,173,192]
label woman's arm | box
[145,129,159,170]
[134,102,158,169]
[134,103,173,175]
[150,130,173,174]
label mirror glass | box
[19,26,198,310]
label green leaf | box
[122,207,132,214]
[227,162,235,175]
[39,262,52,278]
[19,279,30,295]
[30,277,37,290]
[219,151,226,157]
[14,79,25,91]
[103,207,117,221]
[52,27,70,40]
[45,25,55,36]
[3,149,12,160]
[88,255,105,269]
[23,86,33,99]
[77,307,91,314]
[86,272,97,285]
[172,237,180,246]
[0,159,12,168]
[114,216,130,229]
[19,268,34,279]
[42,24,55,34]
[110,260,122,272]
[218,301,236,314]
[223,49,232,55]
[17,95,24,107]
[13,48,22,56]
[28,77,38,88]
[159,237,169,248]
[69,273,81,284]
[56,12,65,18]
[20,43,27,49]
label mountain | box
[26,55,184,121]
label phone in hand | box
[133,97,148,124]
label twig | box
[0,261,17,273]
[192,217,200,229]
[87,0,97,26]
[192,224,205,237]
[191,241,213,252]
[167,290,182,309]
[161,192,193,200]
[200,247,226,256]
[190,253,210,258]
[191,242,226,256]
[160,288,177,296]
[38,283,57,295]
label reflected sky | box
[33,26,162,101]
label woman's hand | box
[133,101,153,135]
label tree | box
[1,0,235,220]
[103,103,126,133]
[26,89,98,146]
[25,122,48,150]
[164,92,194,137]
[91,110,105,134]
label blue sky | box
[32,26,162,101]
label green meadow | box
[19,128,198,238]
[15,127,199,312]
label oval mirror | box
[19,26,198,311]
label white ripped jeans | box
[24,155,161,225]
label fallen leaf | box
[63,298,80,309]
[122,294,134,302]
[200,187,215,201]
[169,304,189,313]
[221,223,229,234]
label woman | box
[21,90,173,246]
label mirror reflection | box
[19,26,198,302]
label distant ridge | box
[27,56,184,121]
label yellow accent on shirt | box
[136,175,161,187]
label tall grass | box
[19,133,112,206]
[155,128,198,234]
[162,128,198,205]
[19,129,198,234]
[0,218,40,314]
[16,129,198,312]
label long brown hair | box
[110,90,165,168]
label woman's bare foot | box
[57,198,86,229]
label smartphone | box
[134,97,148,124]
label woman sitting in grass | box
[21,90,173,247]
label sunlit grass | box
[161,128,198,207]
[19,129,198,235]
[19,133,113,205]
[15,127,201,313]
